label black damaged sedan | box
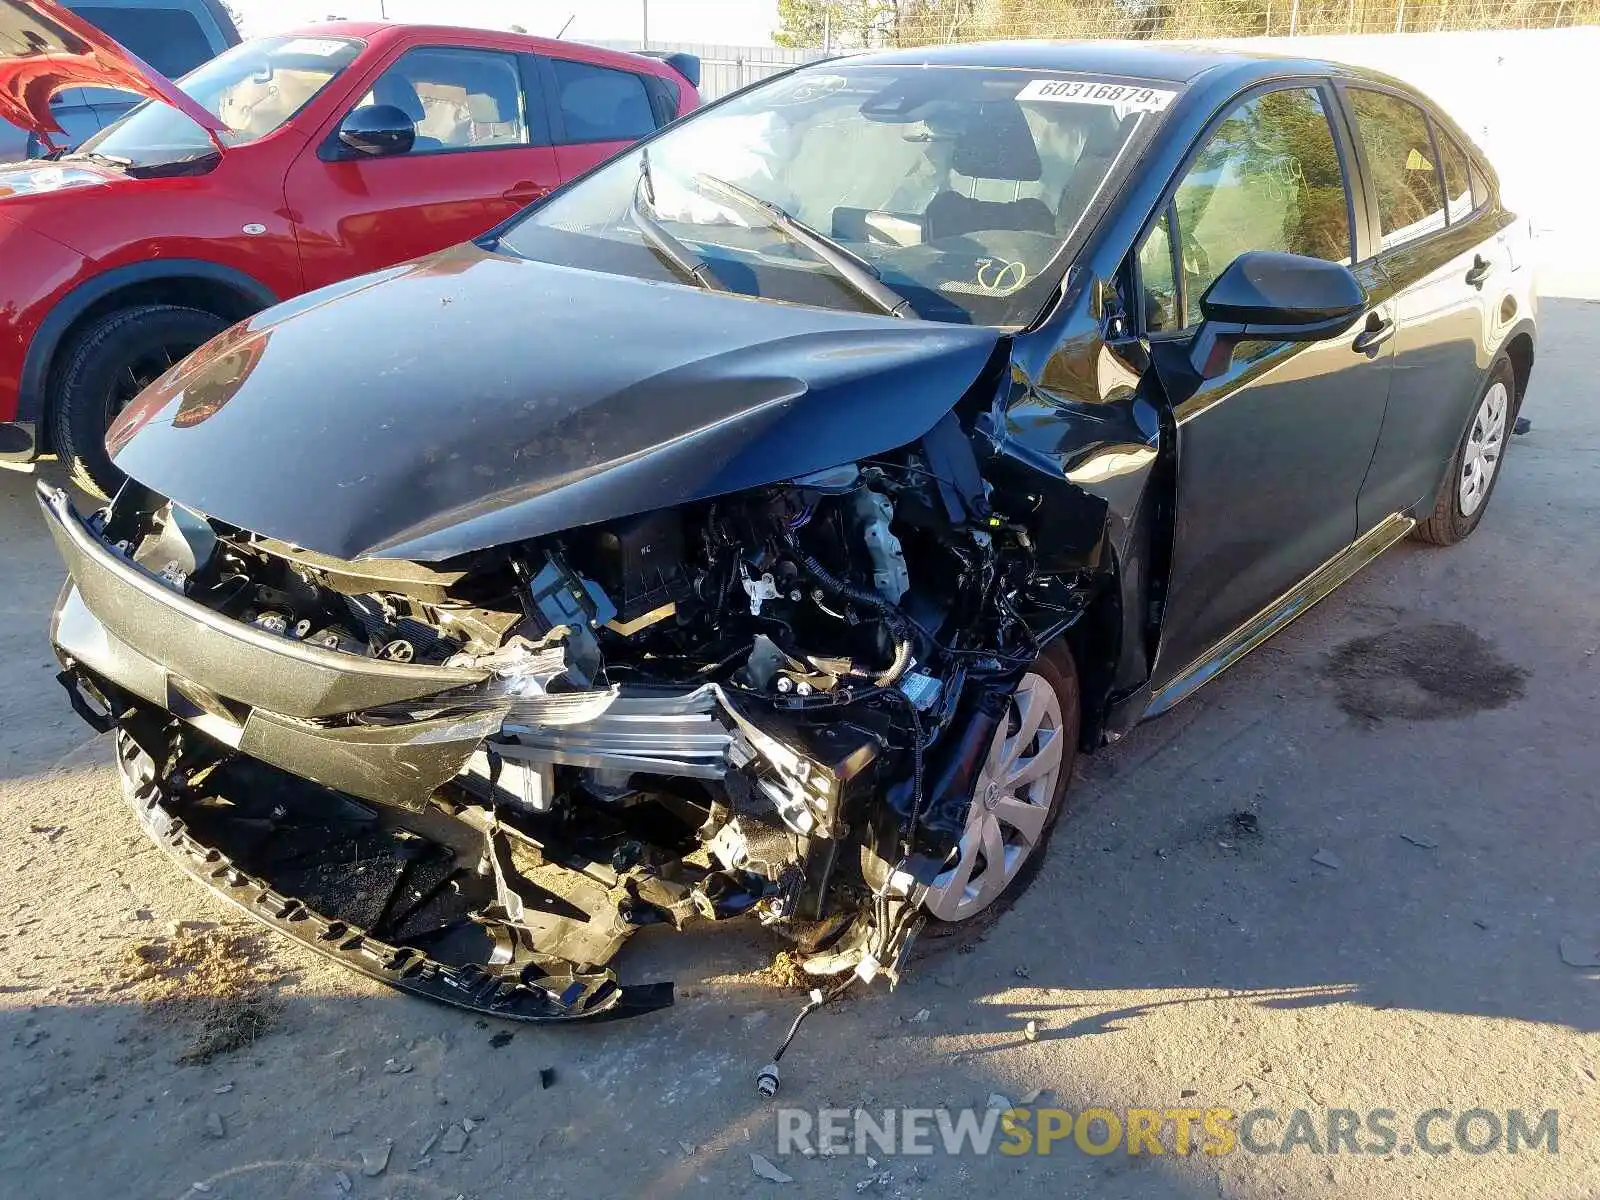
[43,42,1536,1027]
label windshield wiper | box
[689,173,917,319]
[631,155,730,293]
[61,150,133,169]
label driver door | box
[286,43,561,291]
[1139,82,1396,697]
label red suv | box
[0,1,699,494]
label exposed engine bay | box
[43,409,1111,1042]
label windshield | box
[76,35,363,168]
[493,65,1177,327]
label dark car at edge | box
[39,41,1536,1030]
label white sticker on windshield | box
[277,38,350,57]
[1016,78,1176,114]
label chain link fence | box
[777,0,1598,47]
[589,40,817,99]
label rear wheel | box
[51,305,227,498]
[1412,356,1516,546]
[921,642,1079,934]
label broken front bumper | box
[40,484,880,1021]
[42,482,503,810]
[44,479,870,827]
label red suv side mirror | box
[337,105,416,158]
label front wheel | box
[51,304,227,498]
[1412,356,1516,546]
[921,641,1080,932]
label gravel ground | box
[0,290,1595,1200]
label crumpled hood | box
[108,244,1004,562]
[0,0,225,148]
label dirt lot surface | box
[1,293,1596,1200]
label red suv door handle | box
[503,181,547,204]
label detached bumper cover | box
[109,728,672,1022]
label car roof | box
[838,38,1403,92]
[284,21,682,81]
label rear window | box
[1347,88,1446,253]
[71,6,215,78]
[550,58,658,143]
[1435,124,1474,224]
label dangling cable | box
[756,976,855,1097]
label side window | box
[1136,86,1351,332]
[359,48,529,153]
[1347,89,1446,252]
[1468,157,1491,212]
[1435,124,1474,224]
[551,59,658,143]
[1139,207,1179,333]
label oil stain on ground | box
[1324,621,1528,723]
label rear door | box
[286,42,561,291]
[538,54,664,181]
[1340,85,1504,530]
[1140,81,1396,690]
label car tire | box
[51,304,228,499]
[1412,355,1517,547]
[919,639,1080,943]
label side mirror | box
[337,104,415,158]
[1188,251,1366,380]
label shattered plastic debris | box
[360,1140,392,1177]
[1558,935,1600,968]
[750,1152,794,1183]
[1311,849,1343,870]
[1399,833,1439,849]
[439,1123,470,1154]
[1023,1019,1038,1042]
[986,1093,1014,1110]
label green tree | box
[773,0,834,47]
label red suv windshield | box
[77,35,363,169]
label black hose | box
[779,528,916,688]
[875,634,914,688]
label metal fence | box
[735,0,1598,46]
[589,40,819,100]
[597,0,1596,96]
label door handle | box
[1465,254,1494,288]
[503,181,547,204]
[1352,314,1394,356]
